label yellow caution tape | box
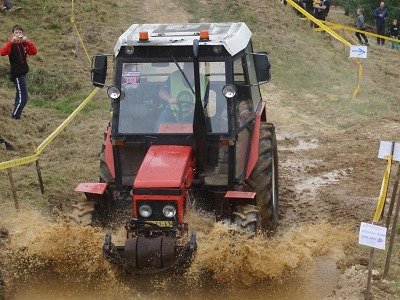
[0,88,100,171]
[36,87,100,154]
[0,154,38,170]
[285,0,361,97]
[352,58,362,98]
[70,0,91,64]
[1,2,98,172]
[373,155,392,222]
[323,20,400,43]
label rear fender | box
[225,191,256,217]
[75,182,109,202]
[214,191,257,219]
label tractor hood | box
[133,145,195,189]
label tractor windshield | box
[118,62,227,135]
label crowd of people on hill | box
[281,0,398,50]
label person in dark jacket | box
[0,25,37,119]
[374,2,388,45]
[390,19,398,50]
[313,0,330,28]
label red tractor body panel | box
[134,145,195,189]
[246,101,266,179]
[105,127,115,178]
[75,183,108,194]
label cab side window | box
[233,57,254,128]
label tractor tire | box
[233,204,259,234]
[244,122,279,233]
[68,201,95,226]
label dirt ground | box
[1,1,400,299]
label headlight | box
[139,205,152,218]
[163,205,176,218]
[212,45,223,54]
[124,46,134,55]
[107,86,121,99]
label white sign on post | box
[359,222,387,250]
[378,141,400,161]
[350,45,367,58]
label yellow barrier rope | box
[373,155,393,222]
[0,0,99,171]
[36,87,100,154]
[322,20,400,43]
[0,154,38,170]
[0,88,100,171]
[285,0,361,97]
[70,0,91,64]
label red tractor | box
[75,22,278,272]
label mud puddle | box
[1,210,355,300]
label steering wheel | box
[176,91,195,122]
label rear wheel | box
[69,132,114,227]
[232,204,259,234]
[68,200,95,226]
[244,122,279,233]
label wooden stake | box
[1,143,20,211]
[31,143,45,194]
[383,177,400,278]
[385,162,400,228]
[366,245,374,300]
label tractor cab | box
[91,23,271,190]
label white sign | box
[378,141,400,161]
[359,222,386,250]
[350,45,367,58]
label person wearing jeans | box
[0,25,37,119]
[374,2,388,45]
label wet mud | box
[0,208,354,300]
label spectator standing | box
[0,25,37,120]
[390,19,398,50]
[355,8,369,46]
[374,1,388,45]
[313,0,330,28]
[304,0,314,15]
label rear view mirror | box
[253,52,271,84]
[91,55,107,87]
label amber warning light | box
[199,30,210,41]
[139,31,149,42]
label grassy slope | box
[0,0,399,284]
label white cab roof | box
[114,22,252,57]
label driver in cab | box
[158,63,209,125]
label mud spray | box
[0,209,355,299]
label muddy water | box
[0,210,354,300]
